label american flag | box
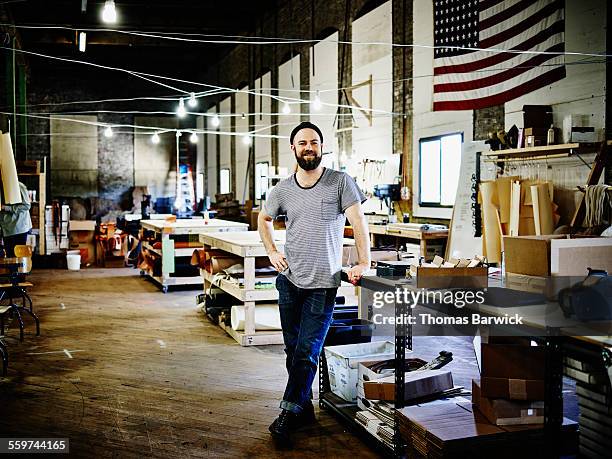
[433,0,566,111]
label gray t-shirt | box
[264,168,366,288]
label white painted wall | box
[310,32,339,168]
[254,72,272,164]
[411,0,605,219]
[235,87,250,203]
[351,1,399,204]
[206,107,218,200]
[412,0,472,219]
[278,55,301,176]
[504,0,606,138]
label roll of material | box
[190,248,226,268]
[0,133,21,204]
[208,256,242,273]
[231,304,281,331]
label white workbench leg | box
[243,257,256,335]
[244,301,256,335]
[244,256,255,291]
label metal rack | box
[318,274,611,457]
[319,276,411,457]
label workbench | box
[199,230,359,346]
[367,223,448,260]
[140,218,248,292]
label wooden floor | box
[1,268,387,458]
[0,268,576,458]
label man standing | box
[258,121,371,447]
[0,181,32,257]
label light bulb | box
[242,134,252,146]
[104,126,113,138]
[211,114,220,127]
[102,0,117,23]
[312,91,322,111]
[282,102,291,115]
[241,113,246,120]
[78,32,86,53]
[177,98,186,118]
[188,92,197,108]
[151,132,160,144]
[190,132,198,144]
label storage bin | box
[324,340,395,402]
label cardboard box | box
[504,272,570,300]
[357,358,428,409]
[324,341,395,402]
[70,220,96,231]
[480,377,545,401]
[562,114,589,143]
[482,344,545,380]
[571,127,596,143]
[472,380,544,425]
[363,369,453,402]
[69,220,97,265]
[523,127,548,139]
[503,235,567,276]
[415,266,488,289]
[550,238,612,276]
[481,344,545,400]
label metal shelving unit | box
[319,275,410,457]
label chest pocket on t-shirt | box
[321,198,339,221]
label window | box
[220,168,231,194]
[419,133,462,207]
[255,161,269,199]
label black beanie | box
[289,121,324,145]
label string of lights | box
[3,23,611,58]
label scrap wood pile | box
[480,177,561,264]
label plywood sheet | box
[531,184,554,235]
[480,181,501,263]
[496,176,519,224]
[509,180,521,236]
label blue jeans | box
[276,273,337,414]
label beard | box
[294,151,322,171]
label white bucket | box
[231,304,281,331]
[66,251,81,271]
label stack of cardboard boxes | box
[214,192,240,219]
[472,339,545,426]
[68,220,96,266]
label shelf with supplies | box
[139,218,249,293]
[318,273,591,458]
[198,230,359,347]
[482,141,611,162]
[17,159,46,255]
